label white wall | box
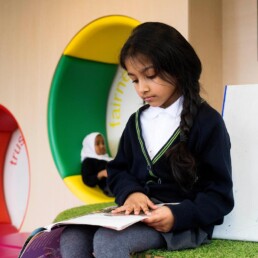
[189,0,223,110]
[222,0,258,85]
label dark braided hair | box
[120,22,203,192]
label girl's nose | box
[138,80,149,93]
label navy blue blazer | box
[107,102,234,237]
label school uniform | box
[81,132,113,197]
[107,100,234,249]
[81,158,113,197]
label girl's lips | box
[144,96,154,102]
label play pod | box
[48,15,141,204]
[0,105,30,232]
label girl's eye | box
[146,74,156,79]
[132,79,138,84]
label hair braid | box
[166,82,202,192]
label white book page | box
[47,213,148,231]
[46,203,180,232]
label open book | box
[19,204,177,258]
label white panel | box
[213,84,258,241]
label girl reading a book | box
[60,22,234,258]
[81,132,113,197]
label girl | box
[60,22,234,257]
[81,132,113,197]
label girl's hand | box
[112,192,157,215]
[143,206,174,233]
[97,169,108,179]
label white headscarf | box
[80,132,113,162]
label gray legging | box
[60,223,166,258]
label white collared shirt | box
[140,96,183,159]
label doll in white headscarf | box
[81,132,113,197]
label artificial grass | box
[54,203,258,258]
[54,202,115,222]
[139,240,258,257]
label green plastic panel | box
[48,55,117,178]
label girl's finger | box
[111,206,126,214]
[147,199,158,210]
[133,208,141,215]
[140,205,151,215]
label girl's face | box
[94,134,106,155]
[125,56,180,108]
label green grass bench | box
[54,203,258,258]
